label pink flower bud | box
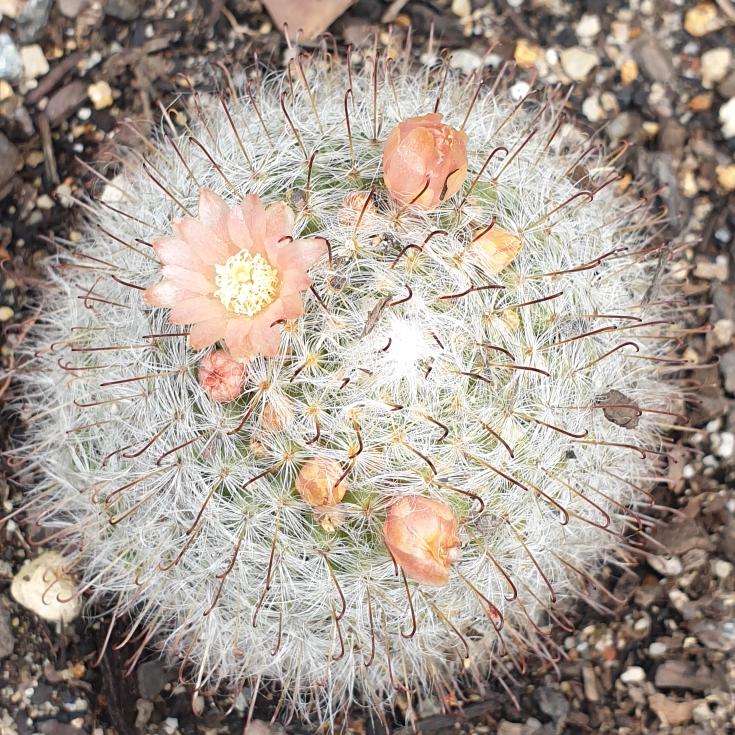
[383,496,460,587]
[295,458,348,508]
[198,350,247,403]
[382,113,469,209]
[473,226,523,274]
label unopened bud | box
[383,496,460,587]
[473,226,523,274]
[198,350,247,403]
[295,458,348,508]
[383,113,468,209]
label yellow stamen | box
[214,251,279,316]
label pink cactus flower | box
[383,495,460,587]
[198,350,247,403]
[382,113,469,209]
[143,190,324,362]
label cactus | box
[10,44,684,724]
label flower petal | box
[229,194,266,257]
[161,265,217,295]
[152,237,209,272]
[265,201,295,242]
[198,189,231,242]
[168,296,228,325]
[279,269,312,297]
[224,318,254,359]
[279,292,304,319]
[143,279,197,308]
[189,317,228,350]
[175,217,230,264]
[248,301,285,357]
[276,238,325,272]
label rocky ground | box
[2,0,735,733]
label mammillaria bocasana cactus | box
[8,39,688,726]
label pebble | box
[649,641,668,657]
[620,666,646,684]
[0,606,14,658]
[649,694,703,727]
[621,59,638,86]
[692,702,711,725]
[684,2,724,37]
[717,164,735,192]
[87,79,112,110]
[14,0,52,43]
[712,431,735,459]
[509,80,530,102]
[648,555,683,576]
[19,43,48,79]
[714,559,733,579]
[36,193,54,210]
[575,14,601,43]
[693,254,729,281]
[514,39,541,69]
[720,97,735,139]
[710,318,735,348]
[0,33,24,81]
[560,47,599,82]
[633,38,674,84]
[55,0,88,17]
[163,718,179,735]
[701,47,732,89]
[450,0,471,18]
[10,550,82,623]
[689,92,713,111]
[0,132,20,192]
[0,306,13,323]
[103,0,141,19]
[46,80,87,125]
[448,50,482,74]
[582,94,604,122]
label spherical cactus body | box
[11,46,684,723]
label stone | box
[648,555,682,576]
[714,559,733,578]
[514,39,541,69]
[448,50,483,75]
[15,0,53,43]
[559,47,599,82]
[649,641,667,657]
[693,255,729,281]
[0,132,20,191]
[684,3,724,37]
[720,97,735,139]
[19,43,47,78]
[0,605,14,658]
[654,660,713,691]
[713,431,735,459]
[701,48,732,89]
[649,693,705,726]
[55,0,87,16]
[103,0,141,19]
[621,59,638,86]
[692,702,711,724]
[720,349,735,395]
[582,94,604,122]
[38,720,86,735]
[719,71,735,100]
[581,665,599,702]
[717,165,735,192]
[134,699,154,729]
[0,33,24,81]
[46,80,87,126]
[620,666,646,684]
[575,14,601,42]
[534,686,568,725]
[137,659,175,698]
[0,306,13,322]
[10,550,82,624]
[244,722,272,735]
[497,722,534,735]
[87,80,113,110]
[691,620,735,652]
[633,38,674,84]
[709,319,735,348]
[450,0,470,18]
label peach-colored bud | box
[383,496,460,587]
[382,113,468,209]
[198,350,247,402]
[337,191,377,227]
[260,399,295,432]
[295,458,348,508]
[473,226,523,274]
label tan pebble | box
[0,306,14,322]
[0,79,13,101]
[688,93,713,111]
[514,39,541,69]
[717,165,735,192]
[684,3,724,37]
[451,0,471,18]
[620,59,638,86]
[87,80,113,110]
[680,170,699,198]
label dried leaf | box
[600,389,640,429]
[360,295,391,339]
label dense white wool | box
[10,51,684,723]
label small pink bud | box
[383,496,460,587]
[295,458,348,508]
[473,226,523,274]
[198,350,247,403]
[382,113,468,209]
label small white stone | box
[706,418,723,433]
[163,717,179,735]
[0,306,13,322]
[692,702,711,725]
[20,45,49,79]
[714,431,735,459]
[693,254,729,281]
[509,80,530,102]
[703,454,719,469]
[714,559,733,579]
[682,463,696,479]
[668,589,690,612]
[710,319,735,348]
[720,97,735,139]
[450,0,471,18]
[648,641,667,656]
[576,14,601,42]
[545,48,559,66]
[701,47,732,89]
[582,94,605,122]
[449,50,483,74]
[648,555,683,576]
[35,194,54,210]
[87,80,113,110]
[560,47,599,82]
[620,666,646,684]
[10,551,81,624]
[76,106,91,121]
